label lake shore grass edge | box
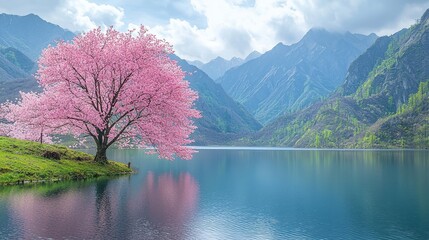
[0,137,132,186]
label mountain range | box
[188,51,261,80]
[218,29,377,124]
[1,10,428,149]
[251,9,429,148]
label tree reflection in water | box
[142,172,199,224]
[7,172,199,239]
[126,172,199,239]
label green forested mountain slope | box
[360,81,429,148]
[251,9,429,148]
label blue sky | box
[1,0,429,62]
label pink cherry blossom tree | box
[1,92,59,143]
[3,26,200,164]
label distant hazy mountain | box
[187,51,262,81]
[218,29,377,124]
[0,13,75,60]
[200,56,244,80]
[187,60,204,69]
[172,55,262,145]
[244,51,261,62]
[0,47,38,102]
[252,9,429,149]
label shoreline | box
[0,137,133,186]
[1,168,134,186]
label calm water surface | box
[0,149,428,239]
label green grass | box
[0,137,132,185]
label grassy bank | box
[0,137,132,185]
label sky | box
[0,0,428,62]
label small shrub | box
[0,167,12,173]
[42,151,61,160]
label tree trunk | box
[94,145,108,164]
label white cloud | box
[151,0,306,61]
[58,0,125,31]
[1,0,428,62]
[148,0,429,62]
[0,0,124,32]
[292,0,429,35]
[127,23,140,31]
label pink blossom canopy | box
[4,26,200,160]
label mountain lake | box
[0,148,428,239]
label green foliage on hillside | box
[365,81,429,148]
[254,96,370,148]
[355,54,396,99]
[397,81,429,114]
